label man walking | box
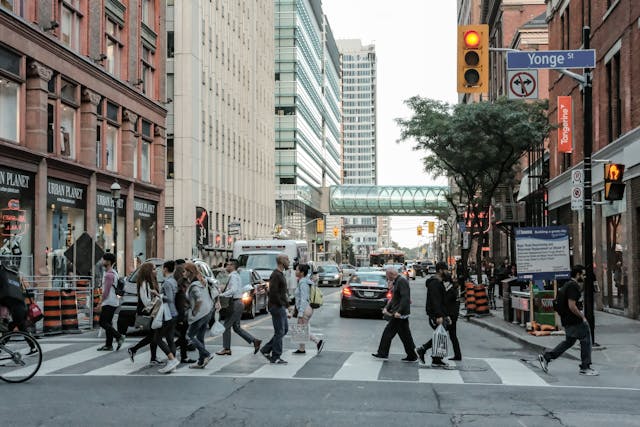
[415,262,449,367]
[216,259,262,356]
[260,254,290,364]
[371,267,418,362]
[97,253,125,351]
[538,265,598,376]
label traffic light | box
[457,24,489,93]
[417,225,423,236]
[316,219,325,233]
[427,221,435,234]
[333,226,339,238]
[604,163,625,201]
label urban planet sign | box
[134,198,156,219]
[47,178,85,208]
[0,168,32,196]
[96,191,125,215]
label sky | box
[321,0,458,248]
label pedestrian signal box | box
[417,225,423,236]
[604,163,625,201]
[316,219,325,233]
[332,227,339,238]
[427,221,435,234]
[457,24,489,94]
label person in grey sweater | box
[161,261,179,356]
[293,263,324,354]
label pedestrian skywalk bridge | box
[32,342,549,387]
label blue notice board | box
[515,226,571,281]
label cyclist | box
[0,264,28,333]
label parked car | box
[405,263,417,280]
[340,271,392,318]
[340,264,356,284]
[317,263,343,287]
[236,268,269,319]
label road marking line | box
[333,352,382,381]
[418,366,464,384]
[172,347,255,376]
[12,345,105,376]
[248,352,315,379]
[485,358,548,387]
[86,350,155,376]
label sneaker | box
[97,345,113,351]
[189,362,204,369]
[431,359,449,368]
[201,355,212,367]
[180,358,197,364]
[216,349,232,356]
[116,336,125,351]
[292,349,306,354]
[579,368,599,376]
[316,340,325,354]
[149,359,163,366]
[260,350,271,361]
[270,358,288,365]
[128,348,135,363]
[538,354,549,373]
[402,356,418,363]
[371,353,389,360]
[415,347,426,365]
[158,358,179,374]
[253,339,262,355]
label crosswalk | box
[13,340,551,386]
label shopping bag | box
[431,324,449,358]
[210,311,226,336]
[289,322,309,343]
[134,314,152,330]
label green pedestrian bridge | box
[327,185,449,216]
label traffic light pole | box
[581,26,596,343]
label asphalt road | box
[3,275,640,427]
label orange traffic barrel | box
[474,284,490,315]
[465,282,476,313]
[92,288,102,327]
[60,289,80,332]
[43,290,62,333]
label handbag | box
[431,324,449,358]
[151,303,172,329]
[209,311,226,336]
[134,314,152,330]
[289,322,309,343]
[20,278,43,323]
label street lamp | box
[110,181,121,269]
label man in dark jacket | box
[372,268,418,362]
[260,254,290,364]
[416,261,449,367]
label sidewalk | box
[468,306,640,370]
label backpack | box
[552,284,568,315]
[115,275,126,297]
[309,283,323,309]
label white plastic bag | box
[210,311,226,336]
[431,324,449,358]
[151,303,172,329]
[289,322,310,343]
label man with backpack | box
[538,265,598,376]
[97,253,125,351]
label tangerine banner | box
[557,96,572,153]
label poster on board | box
[515,226,571,281]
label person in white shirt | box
[97,253,125,351]
[216,259,262,356]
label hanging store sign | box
[557,96,573,153]
[47,178,85,208]
[196,207,209,247]
[0,168,32,196]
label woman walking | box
[184,262,213,369]
[216,259,262,356]
[127,262,180,374]
[292,263,324,355]
[173,264,195,364]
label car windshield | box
[238,253,277,271]
[318,265,338,273]
[349,273,387,287]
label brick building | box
[0,1,166,279]
[546,0,640,318]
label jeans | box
[447,317,462,360]
[377,318,417,358]
[261,306,288,361]
[543,322,592,369]
[131,320,174,359]
[188,314,211,363]
[175,320,189,360]
[223,300,256,349]
[98,305,122,347]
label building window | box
[139,119,152,182]
[0,78,19,142]
[106,124,118,171]
[60,0,81,51]
[167,31,174,58]
[141,0,155,27]
[141,47,154,97]
[0,0,25,16]
[105,19,123,77]
[606,51,622,142]
[166,137,174,179]
[60,105,76,158]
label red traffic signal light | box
[457,25,489,93]
[463,31,481,48]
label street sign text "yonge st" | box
[507,50,596,70]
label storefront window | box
[96,191,125,272]
[106,124,118,171]
[133,198,157,262]
[602,197,629,310]
[46,178,86,283]
[60,105,76,158]
[0,167,34,275]
[0,79,19,142]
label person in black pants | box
[416,261,450,367]
[444,276,462,361]
[173,263,195,363]
[372,268,418,362]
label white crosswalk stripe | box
[28,342,549,386]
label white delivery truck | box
[232,240,309,302]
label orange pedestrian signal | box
[604,163,625,201]
[333,227,339,238]
[457,25,489,94]
[417,225,423,236]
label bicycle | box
[0,324,42,383]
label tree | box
[396,97,550,278]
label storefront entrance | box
[0,167,34,275]
[133,198,157,265]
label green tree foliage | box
[396,97,550,275]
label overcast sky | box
[322,0,458,248]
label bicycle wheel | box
[0,331,42,383]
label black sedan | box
[340,272,392,318]
[237,269,269,319]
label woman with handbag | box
[127,262,180,374]
[292,263,324,355]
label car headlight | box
[334,274,340,279]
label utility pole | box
[581,26,595,342]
